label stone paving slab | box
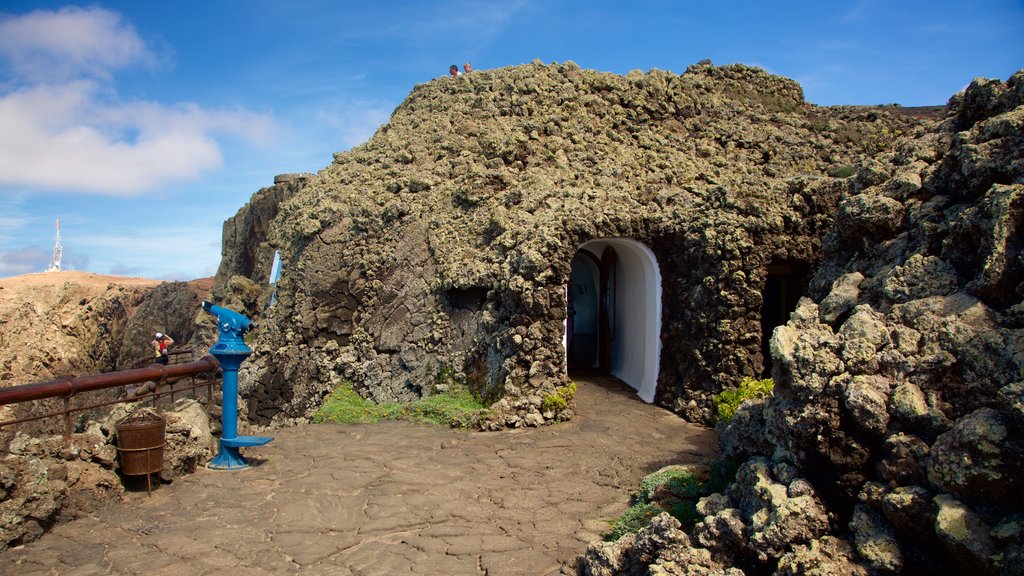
[0,376,716,575]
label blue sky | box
[0,1,1021,280]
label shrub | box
[541,381,576,414]
[606,458,742,539]
[606,503,661,541]
[638,468,702,503]
[665,500,699,527]
[712,377,774,423]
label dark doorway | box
[760,261,810,376]
[567,252,600,369]
[567,246,618,373]
[598,247,617,372]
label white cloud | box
[0,7,276,196]
[0,81,275,195]
[0,6,154,83]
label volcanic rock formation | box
[218,61,929,428]
[576,71,1024,575]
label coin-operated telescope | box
[201,301,272,470]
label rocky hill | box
[4,61,1020,572]
[0,272,226,549]
[212,61,1022,574]
[217,61,932,428]
[575,72,1024,575]
[0,272,215,434]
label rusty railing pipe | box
[0,356,220,407]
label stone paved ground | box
[0,375,716,575]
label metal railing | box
[0,355,221,438]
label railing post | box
[63,397,71,438]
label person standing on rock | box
[152,332,174,365]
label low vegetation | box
[313,382,487,428]
[541,381,577,414]
[607,459,740,541]
[711,376,774,423]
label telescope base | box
[207,435,273,470]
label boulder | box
[575,513,742,576]
[927,408,1024,504]
[775,536,870,576]
[850,503,903,573]
[933,494,996,575]
[819,272,864,325]
[725,458,830,562]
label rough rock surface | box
[218,61,927,427]
[0,272,214,435]
[0,273,159,389]
[0,399,221,550]
[577,513,743,576]
[577,71,1024,574]
[212,177,304,316]
[0,273,219,550]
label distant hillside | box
[0,271,214,390]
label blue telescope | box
[201,301,272,470]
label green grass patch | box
[712,376,774,423]
[312,384,402,424]
[401,387,486,428]
[638,468,703,503]
[313,382,486,428]
[605,458,741,541]
[606,503,661,541]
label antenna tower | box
[46,218,63,272]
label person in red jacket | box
[152,332,174,365]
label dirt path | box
[0,375,716,575]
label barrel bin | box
[116,411,166,494]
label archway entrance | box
[760,261,810,376]
[565,239,662,403]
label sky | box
[0,1,1021,281]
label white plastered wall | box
[566,238,662,403]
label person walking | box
[152,332,174,365]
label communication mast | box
[46,218,63,272]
